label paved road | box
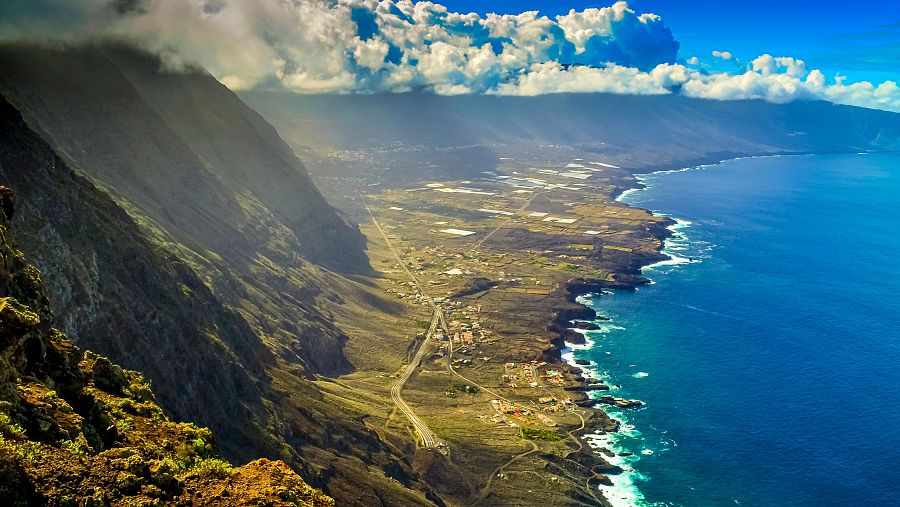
[366,203,438,448]
[444,318,533,414]
[390,308,440,448]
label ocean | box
[564,153,900,506]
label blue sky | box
[424,0,900,83]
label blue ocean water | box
[569,153,900,506]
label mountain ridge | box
[243,90,900,201]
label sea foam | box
[562,312,658,507]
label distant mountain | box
[243,90,900,186]
[0,42,440,506]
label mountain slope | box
[0,92,279,464]
[0,43,442,506]
[0,42,367,272]
[244,91,900,154]
[0,184,332,506]
[0,41,363,378]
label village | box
[363,156,656,465]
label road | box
[390,308,440,448]
[366,203,439,449]
[443,314,534,414]
[472,439,540,505]
[471,183,546,251]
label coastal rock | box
[544,303,596,362]
[546,306,593,360]
[592,460,624,475]
[559,328,587,345]
[582,413,619,434]
[574,359,593,366]
[597,395,643,408]
[565,277,646,300]
[572,320,601,330]
[588,474,614,487]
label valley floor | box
[312,153,674,506]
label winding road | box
[389,308,440,448]
[367,203,439,449]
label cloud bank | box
[0,0,898,112]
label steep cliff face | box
[0,42,365,379]
[101,45,366,269]
[0,45,442,506]
[0,93,278,465]
[0,42,367,272]
[0,185,332,506]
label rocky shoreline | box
[538,150,886,503]
[535,172,683,494]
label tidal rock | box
[592,460,624,475]
[597,395,643,408]
[588,474,614,487]
[572,320,601,330]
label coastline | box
[547,151,849,505]
[361,148,895,505]
[548,150,851,359]
[543,151,900,506]
[543,157,714,506]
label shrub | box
[182,458,235,480]
[522,427,561,442]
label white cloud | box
[0,0,678,94]
[678,56,900,111]
[492,56,900,112]
[0,0,897,112]
[751,54,807,77]
[492,61,670,96]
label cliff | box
[0,47,441,506]
[0,185,332,506]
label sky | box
[0,0,898,112]
[428,0,900,84]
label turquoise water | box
[568,153,900,506]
